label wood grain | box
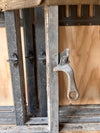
[34,7,47,117]
[60,124,100,132]
[61,131,100,133]
[0,0,100,11]
[45,6,59,133]
[0,0,41,11]
[22,8,36,114]
[59,26,100,105]
[5,10,27,125]
[0,28,13,106]
[0,125,49,132]
[0,27,27,106]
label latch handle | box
[54,48,79,101]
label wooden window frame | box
[0,4,100,133]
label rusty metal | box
[7,53,18,67]
[54,48,79,101]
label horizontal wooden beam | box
[1,110,100,125]
[0,0,42,11]
[1,105,100,125]
[60,123,100,132]
[1,123,100,132]
[59,116,100,123]
[0,125,49,133]
[0,0,100,11]
[26,117,48,125]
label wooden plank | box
[26,116,100,125]
[0,23,5,27]
[60,105,100,116]
[0,106,14,112]
[60,123,100,132]
[45,6,59,133]
[65,5,69,18]
[41,0,100,6]
[1,107,100,125]
[34,7,47,117]
[1,0,100,11]
[0,116,100,131]
[89,5,93,17]
[0,125,49,133]
[77,5,81,17]
[26,117,48,125]
[59,116,100,123]
[60,104,100,110]
[0,27,13,106]
[60,109,100,116]
[0,112,16,125]
[2,113,100,125]
[1,104,100,116]
[60,104,100,117]
[59,26,100,105]
[0,0,42,11]
[0,19,23,27]
[0,12,5,27]
[4,10,27,125]
[0,123,100,132]
[22,8,36,114]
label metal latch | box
[7,53,18,67]
[54,48,79,101]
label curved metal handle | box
[54,48,79,101]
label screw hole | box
[69,91,77,100]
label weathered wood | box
[1,104,100,118]
[0,125,49,133]
[0,0,41,11]
[60,104,100,116]
[2,112,100,125]
[60,123,100,132]
[0,123,100,132]
[4,10,27,125]
[22,8,36,114]
[0,106,14,111]
[0,19,23,27]
[0,112,15,125]
[1,105,100,125]
[0,12,4,27]
[26,117,48,125]
[41,0,100,6]
[60,104,100,110]
[34,7,47,117]
[1,0,100,11]
[26,116,100,125]
[60,109,100,116]
[0,119,16,125]
[0,23,5,27]
[60,116,100,123]
[45,6,59,133]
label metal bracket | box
[54,48,79,101]
[25,51,34,63]
[7,53,18,67]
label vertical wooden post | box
[22,9,36,114]
[45,6,59,133]
[65,5,69,17]
[5,10,27,125]
[77,5,82,17]
[34,7,47,117]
